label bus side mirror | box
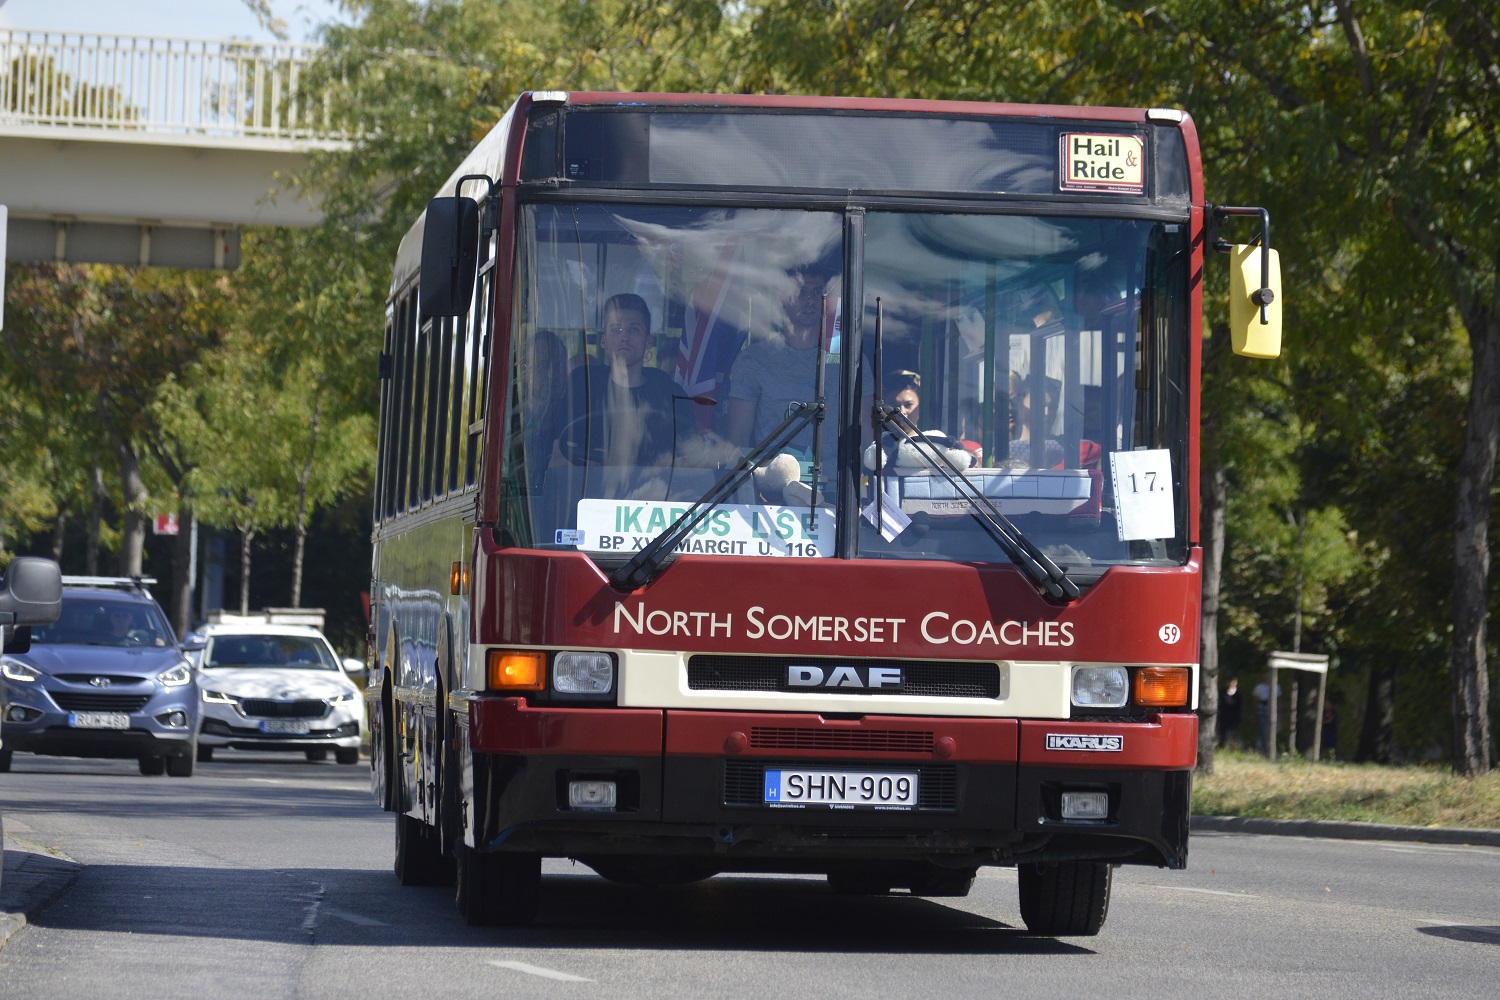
[1229,242,1282,359]
[419,195,481,320]
[0,556,63,628]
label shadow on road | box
[24,864,1094,956]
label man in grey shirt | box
[727,266,839,454]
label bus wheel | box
[456,843,541,927]
[394,811,454,886]
[1017,861,1111,936]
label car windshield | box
[203,635,339,671]
[29,596,175,648]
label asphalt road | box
[2,753,1498,999]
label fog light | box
[1072,666,1128,708]
[156,710,189,728]
[568,780,617,811]
[8,705,34,722]
[1060,791,1110,820]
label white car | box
[189,623,363,764]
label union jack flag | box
[674,240,745,400]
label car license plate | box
[763,768,918,810]
[68,711,131,730]
[259,720,310,734]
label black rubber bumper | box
[6,726,194,759]
[469,751,1191,869]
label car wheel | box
[166,751,195,778]
[1017,861,1112,936]
[455,842,541,927]
[305,748,329,762]
[394,811,454,887]
[196,745,213,763]
[0,749,12,773]
[335,748,360,765]
[138,754,166,776]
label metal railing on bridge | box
[1,29,348,142]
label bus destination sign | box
[573,499,835,558]
[1060,133,1145,193]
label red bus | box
[367,91,1282,935]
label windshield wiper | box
[869,304,1079,603]
[608,400,824,591]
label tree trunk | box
[291,399,320,609]
[50,508,67,563]
[112,433,146,577]
[86,462,104,575]
[169,505,194,637]
[1197,325,1231,775]
[1198,465,1227,774]
[238,522,255,616]
[1449,286,1498,776]
[1357,658,1397,764]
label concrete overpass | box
[1,29,349,271]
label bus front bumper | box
[463,699,1194,869]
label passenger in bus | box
[519,329,570,489]
[864,372,973,475]
[559,293,678,474]
[726,263,839,456]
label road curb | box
[1192,814,1500,847]
[1,835,81,952]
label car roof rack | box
[61,575,158,591]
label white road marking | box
[1145,884,1253,898]
[488,960,594,982]
[323,907,388,927]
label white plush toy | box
[863,431,974,475]
[753,452,826,505]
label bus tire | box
[456,843,541,927]
[394,811,453,886]
[1017,861,1111,936]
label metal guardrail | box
[0,29,346,141]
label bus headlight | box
[551,652,615,700]
[1071,666,1128,708]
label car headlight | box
[329,690,357,704]
[1071,666,1128,708]
[1,657,42,683]
[551,651,615,699]
[157,663,193,688]
[201,688,236,703]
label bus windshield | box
[499,202,1189,575]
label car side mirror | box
[342,657,367,680]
